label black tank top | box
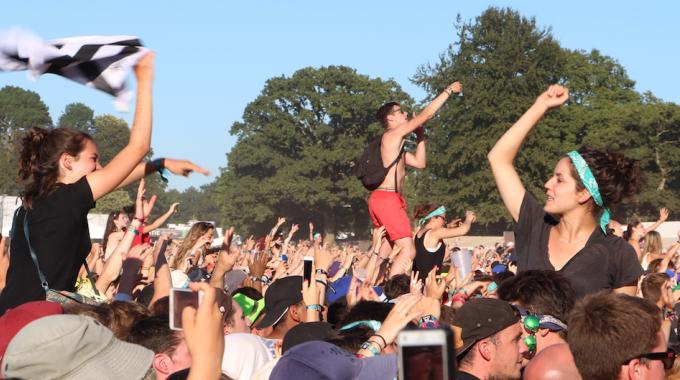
[413,229,446,282]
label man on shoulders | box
[370,81,462,277]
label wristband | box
[316,279,328,287]
[371,334,388,349]
[151,158,168,183]
[360,341,381,356]
[131,228,140,236]
[306,304,322,311]
[418,315,441,329]
[315,268,328,276]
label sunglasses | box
[625,349,677,370]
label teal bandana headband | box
[339,319,382,332]
[419,206,447,226]
[566,151,610,234]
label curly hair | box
[567,147,640,212]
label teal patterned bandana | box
[566,151,610,234]
[419,206,447,226]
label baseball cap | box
[282,321,334,354]
[452,298,520,359]
[270,341,397,380]
[0,301,63,362]
[256,276,303,329]
[1,314,154,379]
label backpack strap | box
[22,209,50,293]
[22,209,101,296]
[388,140,405,193]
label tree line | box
[1,7,678,239]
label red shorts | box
[368,190,412,241]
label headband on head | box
[338,320,382,332]
[566,151,610,234]
[419,206,447,226]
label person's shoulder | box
[600,233,635,253]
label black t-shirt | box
[0,177,94,315]
[413,229,445,282]
[514,192,643,298]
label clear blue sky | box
[2,1,678,191]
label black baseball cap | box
[282,321,334,354]
[452,298,520,359]
[256,276,303,329]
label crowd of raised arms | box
[1,53,680,380]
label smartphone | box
[169,288,203,331]
[398,328,455,380]
[303,256,314,285]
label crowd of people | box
[0,53,679,380]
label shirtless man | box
[369,81,462,276]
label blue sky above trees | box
[1,1,678,190]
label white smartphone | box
[169,288,203,331]
[398,328,455,380]
[303,256,314,285]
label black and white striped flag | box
[0,28,149,111]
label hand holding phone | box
[398,328,456,380]
[169,288,203,331]
[303,256,314,285]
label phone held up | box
[303,256,314,285]
[398,327,456,380]
[169,288,203,331]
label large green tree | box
[0,86,52,195]
[57,102,95,133]
[412,7,679,230]
[213,66,413,238]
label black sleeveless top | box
[413,229,446,282]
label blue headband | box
[419,206,447,226]
[566,151,610,234]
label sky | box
[1,1,678,191]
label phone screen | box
[303,257,313,285]
[169,289,200,331]
[402,345,445,380]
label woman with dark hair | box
[0,53,208,315]
[102,202,179,259]
[102,209,129,259]
[411,203,475,281]
[487,85,643,297]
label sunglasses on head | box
[625,349,677,370]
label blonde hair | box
[170,221,214,269]
[642,231,663,256]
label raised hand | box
[660,208,670,222]
[182,282,225,378]
[169,202,180,214]
[135,179,157,220]
[464,211,476,225]
[424,267,446,300]
[535,84,569,110]
[249,251,268,277]
[163,159,210,177]
[446,81,462,94]
[410,271,423,295]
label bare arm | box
[430,211,476,241]
[386,82,462,139]
[86,54,154,201]
[144,202,179,233]
[645,208,669,234]
[404,127,426,169]
[487,85,569,222]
